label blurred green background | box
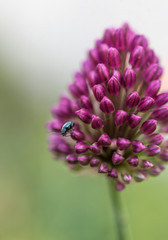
[1,56,168,240]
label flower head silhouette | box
[47,23,168,191]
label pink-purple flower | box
[47,23,168,191]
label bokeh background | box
[0,0,168,239]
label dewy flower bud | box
[114,27,126,50]
[91,115,104,129]
[93,84,106,102]
[155,92,168,107]
[76,108,92,123]
[132,140,146,153]
[112,152,124,165]
[138,96,155,112]
[107,76,121,95]
[145,145,160,156]
[115,110,128,126]
[100,96,115,114]
[107,47,121,69]
[75,141,89,154]
[122,68,136,89]
[140,160,153,169]
[126,91,140,108]
[78,155,89,165]
[140,120,157,135]
[98,133,111,146]
[80,95,93,111]
[143,63,163,83]
[96,63,109,83]
[129,46,145,69]
[108,168,118,178]
[127,155,139,167]
[90,157,100,167]
[47,23,168,191]
[145,80,161,97]
[127,114,142,128]
[148,133,164,145]
[117,138,130,150]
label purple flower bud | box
[145,145,160,156]
[71,130,85,141]
[75,141,89,154]
[130,34,148,51]
[140,119,157,135]
[127,155,139,167]
[132,140,146,153]
[112,152,124,165]
[117,138,130,150]
[122,68,136,89]
[103,28,115,46]
[98,163,109,173]
[143,64,163,83]
[145,80,161,97]
[116,181,125,191]
[159,150,168,161]
[80,95,93,111]
[89,48,99,64]
[69,83,82,98]
[76,108,92,123]
[107,47,121,69]
[87,70,100,87]
[112,70,122,83]
[126,91,140,108]
[46,119,63,132]
[98,43,109,64]
[122,174,131,183]
[96,63,109,83]
[66,154,78,164]
[108,168,118,178]
[82,59,94,77]
[138,96,155,112]
[149,166,161,176]
[134,171,146,182]
[91,115,104,129]
[151,107,168,121]
[98,133,111,146]
[90,157,100,167]
[100,96,115,114]
[155,92,168,107]
[114,110,128,126]
[107,76,121,95]
[129,46,145,69]
[114,28,126,50]
[78,155,89,165]
[90,143,102,154]
[127,114,142,128]
[93,84,106,102]
[140,159,153,169]
[148,133,164,145]
[75,76,89,96]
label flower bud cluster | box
[47,23,168,191]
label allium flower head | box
[47,23,168,191]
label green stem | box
[108,179,129,240]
